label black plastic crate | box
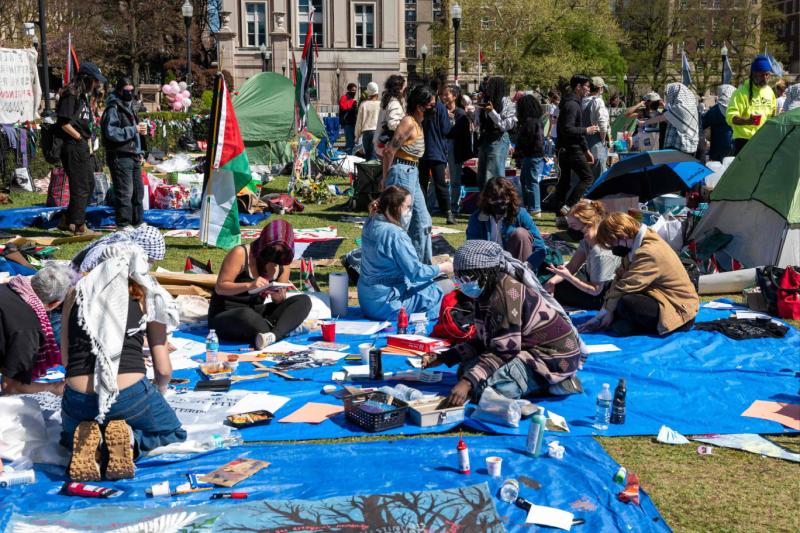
[344,391,409,432]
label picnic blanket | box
[0,206,268,230]
[0,436,668,532]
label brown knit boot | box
[103,420,136,480]
[68,421,102,481]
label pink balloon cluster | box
[162,80,192,111]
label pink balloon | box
[170,80,179,87]
[172,101,183,111]
[165,94,176,103]
[161,84,171,93]
[180,90,190,99]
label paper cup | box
[358,343,373,364]
[486,456,502,477]
[752,114,762,126]
[321,321,336,342]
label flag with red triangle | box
[64,34,80,85]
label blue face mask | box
[460,280,483,299]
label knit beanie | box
[750,55,772,74]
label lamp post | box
[282,63,287,76]
[451,2,462,82]
[259,43,269,72]
[336,67,341,102]
[720,43,728,83]
[32,0,52,116]
[421,43,428,81]
[182,0,193,86]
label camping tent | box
[688,109,800,268]
[233,72,328,166]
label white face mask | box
[400,208,412,230]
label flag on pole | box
[681,47,692,87]
[295,7,316,126]
[722,52,733,85]
[199,74,252,249]
[64,34,80,85]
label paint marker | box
[211,492,248,499]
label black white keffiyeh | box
[663,83,700,154]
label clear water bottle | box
[394,384,424,402]
[595,383,613,431]
[205,329,219,364]
[378,386,402,400]
[202,431,243,450]
[413,318,428,335]
[499,479,519,503]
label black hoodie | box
[556,92,588,152]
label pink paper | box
[278,402,344,424]
[741,400,800,430]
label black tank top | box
[66,296,145,378]
[208,245,284,316]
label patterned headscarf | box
[784,84,800,113]
[250,219,295,275]
[78,225,165,272]
[664,82,700,152]
[132,225,166,261]
[716,85,735,113]
[7,275,63,380]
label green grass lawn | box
[3,179,798,532]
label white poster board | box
[0,48,41,123]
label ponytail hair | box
[371,185,411,226]
[568,200,606,227]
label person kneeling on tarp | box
[358,186,454,321]
[0,265,73,395]
[60,245,185,481]
[466,177,548,269]
[209,220,312,349]
[579,212,699,336]
[422,240,583,407]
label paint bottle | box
[610,378,626,425]
[397,307,409,334]
[0,469,35,488]
[368,347,383,380]
[457,437,470,474]
[526,407,546,457]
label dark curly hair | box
[381,74,406,109]
[478,177,522,223]
[406,85,436,116]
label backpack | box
[40,121,63,165]
[46,167,70,207]
[431,290,477,343]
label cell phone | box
[169,378,189,385]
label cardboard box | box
[387,334,449,354]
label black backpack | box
[40,121,63,164]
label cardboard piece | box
[8,233,98,247]
[741,400,800,430]
[152,271,218,288]
[278,402,344,424]
[161,284,211,297]
[199,458,270,487]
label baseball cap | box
[643,91,661,102]
[591,76,606,89]
[78,62,107,83]
[366,82,380,96]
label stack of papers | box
[333,321,391,336]
[226,393,290,416]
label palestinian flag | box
[199,74,252,249]
[64,34,79,85]
[295,7,316,126]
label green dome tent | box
[232,72,328,166]
[689,109,800,267]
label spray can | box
[526,407,546,457]
[610,378,627,425]
[397,307,409,334]
[0,469,36,488]
[457,436,470,474]
[368,347,383,380]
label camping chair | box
[312,136,349,177]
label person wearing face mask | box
[56,62,107,235]
[421,240,583,407]
[357,186,454,321]
[339,82,359,155]
[726,55,778,154]
[579,212,698,337]
[209,220,312,348]
[543,201,620,310]
[466,177,547,269]
[101,77,148,230]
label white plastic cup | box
[486,456,503,477]
[358,343,372,364]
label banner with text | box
[0,48,41,124]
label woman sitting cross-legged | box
[209,220,312,349]
[60,245,185,481]
[544,200,620,310]
[422,240,583,407]
[358,185,454,321]
[579,212,699,336]
[466,177,547,269]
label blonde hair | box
[596,212,642,248]
[568,200,606,226]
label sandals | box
[68,421,102,481]
[103,420,135,480]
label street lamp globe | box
[421,43,428,57]
[451,3,462,24]
[182,0,193,20]
[721,44,728,57]
[23,22,36,37]
[260,43,267,56]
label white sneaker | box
[255,332,276,349]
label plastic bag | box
[175,295,209,323]
[652,213,684,251]
[471,387,522,428]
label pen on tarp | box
[211,492,248,500]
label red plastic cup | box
[752,114,762,126]
[321,321,336,342]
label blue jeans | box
[361,130,376,161]
[61,378,186,457]
[520,156,544,213]
[460,357,548,402]
[385,162,433,264]
[343,124,356,155]
[477,132,510,189]
[589,142,608,180]
[447,141,463,213]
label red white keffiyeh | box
[8,275,61,380]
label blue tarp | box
[0,436,669,532]
[171,303,799,442]
[0,205,268,230]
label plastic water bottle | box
[394,383,424,402]
[413,317,428,335]
[595,383,613,431]
[499,479,519,502]
[202,432,243,450]
[205,329,219,364]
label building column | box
[214,11,237,81]
[332,0,349,48]
[271,10,291,77]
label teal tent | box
[233,72,328,166]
